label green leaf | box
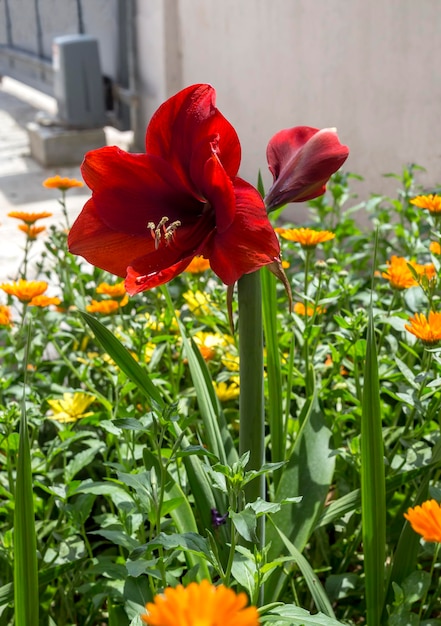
[247,498,283,516]
[361,308,386,626]
[401,570,431,606]
[265,383,335,602]
[14,325,39,626]
[267,521,336,618]
[230,509,258,543]
[161,286,237,466]
[231,551,256,598]
[148,532,212,559]
[386,437,441,605]
[0,561,86,607]
[80,311,165,410]
[64,441,106,482]
[261,604,347,625]
[90,529,139,552]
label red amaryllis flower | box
[264,126,349,211]
[68,84,280,295]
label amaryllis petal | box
[264,126,349,211]
[69,85,279,294]
[125,258,194,295]
[81,147,200,233]
[200,149,236,234]
[206,178,280,285]
[146,84,241,181]
[68,84,281,293]
[68,199,153,277]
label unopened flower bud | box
[315,260,327,271]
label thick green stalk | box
[261,267,283,487]
[238,271,265,547]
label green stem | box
[420,542,441,619]
[303,249,314,397]
[238,270,265,548]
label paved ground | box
[0,77,132,283]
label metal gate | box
[0,0,137,130]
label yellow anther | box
[164,220,182,242]
[147,217,181,249]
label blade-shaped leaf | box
[361,309,386,625]
[80,311,165,410]
[14,325,39,626]
[265,382,335,603]
[268,521,336,618]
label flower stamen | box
[147,217,181,249]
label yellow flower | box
[144,312,165,332]
[221,350,240,372]
[275,227,335,248]
[86,299,120,314]
[0,305,12,326]
[17,224,46,240]
[141,580,258,626]
[144,342,156,364]
[47,392,96,423]
[410,194,441,214]
[8,210,52,224]
[29,295,61,308]
[0,279,48,302]
[42,175,84,191]
[404,500,441,542]
[293,302,324,317]
[96,281,127,298]
[185,255,211,273]
[405,311,441,345]
[430,241,441,255]
[213,380,240,402]
[183,290,211,316]
[193,332,228,361]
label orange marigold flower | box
[0,279,48,302]
[18,224,46,240]
[430,241,441,255]
[0,305,12,326]
[413,261,436,282]
[86,299,120,314]
[29,295,61,307]
[404,500,441,542]
[185,255,211,273]
[293,301,324,316]
[96,281,127,298]
[410,194,441,214]
[382,256,418,289]
[275,227,335,248]
[141,580,259,626]
[8,210,52,224]
[405,311,441,346]
[42,175,84,191]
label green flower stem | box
[238,270,265,547]
[419,542,441,619]
[303,249,314,397]
[59,190,70,230]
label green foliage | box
[2,165,441,624]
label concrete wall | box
[135,0,441,207]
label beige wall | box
[136,0,441,210]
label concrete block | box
[26,121,106,167]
